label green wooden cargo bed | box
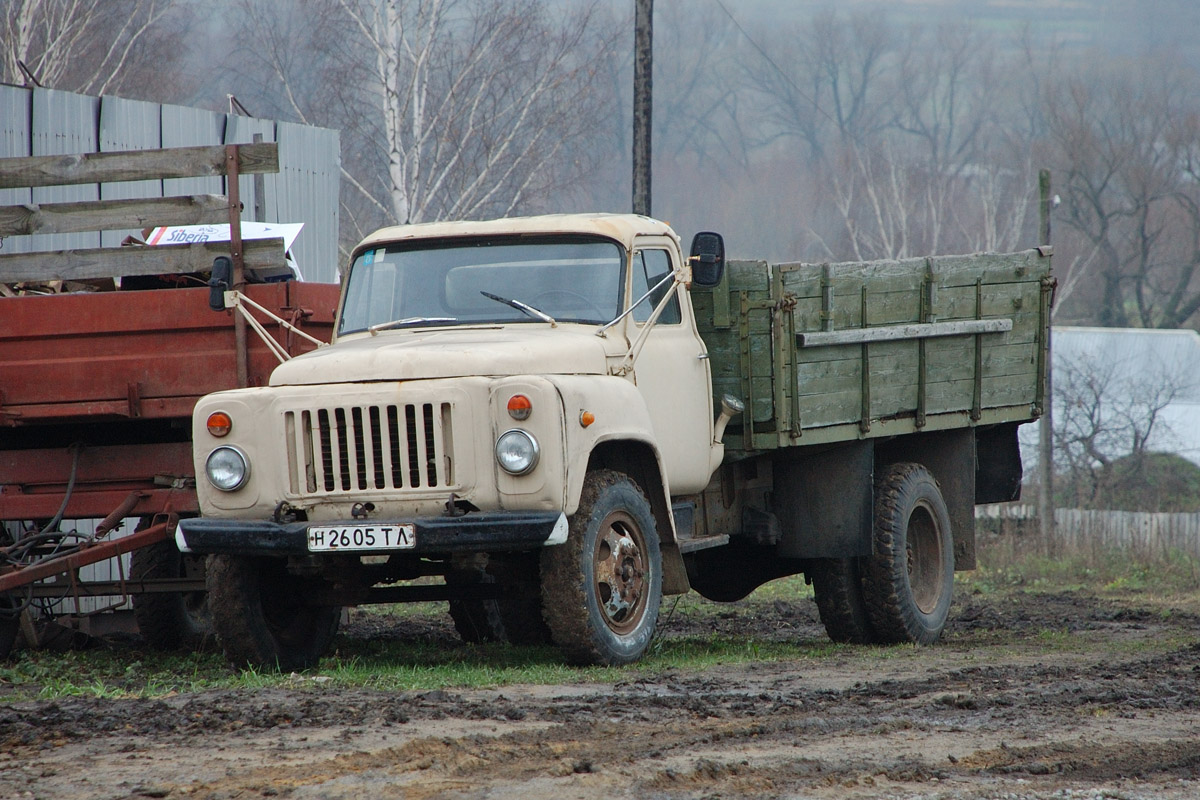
[692,248,1053,455]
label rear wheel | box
[810,557,878,644]
[131,531,212,651]
[0,595,19,660]
[862,463,954,644]
[0,523,20,659]
[446,568,505,643]
[492,553,552,645]
[540,470,661,665]
[447,556,552,645]
[206,555,341,671]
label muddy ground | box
[1,586,1199,800]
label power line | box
[710,0,838,127]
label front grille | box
[285,402,455,495]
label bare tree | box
[653,0,749,167]
[1,0,191,97]
[1045,57,1200,328]
[745,13,1042,262]
[1052,347,1187,508]
[236,0,618,246]
[746,11,894,162]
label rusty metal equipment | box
[0,143,340,654]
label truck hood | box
[269,326,613,386]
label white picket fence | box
[977,504,1200,559]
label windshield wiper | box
[368,316,457,336]
[480,291,557,327]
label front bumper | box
[176,511,568,556]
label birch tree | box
[239,0,617,236]
[1,0,190,97]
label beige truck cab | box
[180,214,731,668]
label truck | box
[177,213,1052,669]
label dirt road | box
[2,587,1198,799]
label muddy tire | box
[447,557,552,645]
[540,469,661,665]
[862,463,954,645]
[446,569,506,643]
[493,554,553,646]
[131,537,213,651]
[206,554,340,671]
[810,557,878,644]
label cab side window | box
[631,249,681,324]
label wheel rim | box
[905,500,945,614]
[592,510,649,635]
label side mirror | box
[689,231,725,287]
[209,256,232,311]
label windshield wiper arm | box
[369,316,457,336]
[480,291,557,326]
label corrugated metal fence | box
[977,505,1200,560]
[0,85,341,282]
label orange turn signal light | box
[580,411,595,428]
[507,394,532,420]
[207,411,233,437]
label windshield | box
[338,237,625,335]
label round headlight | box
[206,446,250,491]
[495,429,539,475]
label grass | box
[3,545,1198,702]
[0,574,824,701]
[962,535,1200,597]
[0,629,832,702]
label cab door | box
[628,242,715,495]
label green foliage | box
[1056,452,1200,512]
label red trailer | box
[0,143,339,656]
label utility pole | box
[1038,168,1054,548]
[632,0,652,216]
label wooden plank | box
[795,359,1039,403]
[937,281,1042,319]
[725,260,770,292]
[779,250,1048,297]
[0,194,229,237]
[793,345,1037,398]
[797,318,1012,347]
[708,336,773,381]
[0,237,286,282]
[742,403,1034,450]
[0,142,279,190]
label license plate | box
[306,524,415,552]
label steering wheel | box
[531,289,605,318]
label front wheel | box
[540,470,662,665]
[132,535,213,651]
[206,555,341,671]
[862,463,954,644]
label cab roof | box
[354,213,679,255]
